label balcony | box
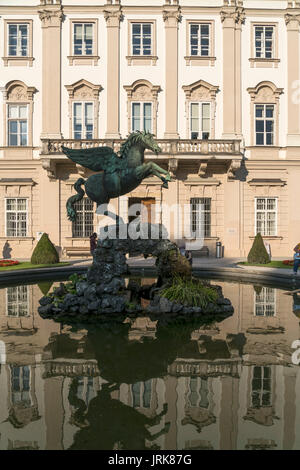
[41,138,241,156]
[40,138,242,179]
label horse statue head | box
[119,131,162,160]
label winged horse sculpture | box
[62,131,172,222]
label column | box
[220,6,245,139]
[163,7,181,139]
[39,5,63,139]
[219,376,239,450]
[285,12,300,145]
[283,368,297,450]
[104,6,122,139]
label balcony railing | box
[41,138,241,156]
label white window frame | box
[190,198,211,238]
[6,285,29,317]
[131,380,152,409]
[10,365,32,406]
[7,104,28,146]
[253,287,276,317]
[131,101,152,133]
[188,377,209,408]
[189,23,210,57]
[73,22,94,56]
[255,104,275,146]
[251,366,272,408]
[254,197,277,236]
[5,198,28,237]
[131,22,152,56]
[190,102,211,140]
[7,23,29,57]
[72,197,94,238]
[254,25,274,59]
[72,101,94,140]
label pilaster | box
[38,4,63,139]
[163,6,181,139]
[285,12,300,145]
[220,6,245,139]
[104,5,123,139]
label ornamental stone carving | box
[220,7,245,25]
[103,8,123,26]
[162,8,182,25]
[247,81,283,103]
[4,81,37,101]
[38,8,64,27]
[285,13,300,26]
[65,80,102,100]
[182,80,219,100]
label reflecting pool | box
[0,279,299,450]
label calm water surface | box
[0,278,300,450]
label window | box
[190,102,210,139]
[11,366,31,406]
[255,26,274,59]
[3,21,34,66]
[76,376,96,406]
[255,197,277,236]
[255,104,274,146]
[132,380,152,408]
[8,24,28,57]
[6,198,28,237]
[72,198,94,238]
[190,198,211,238]
[132,23,152,56]
[251,366,271,408]
[6,286,29,317]
[254,287,276,317]
[73,102,94,139]
[132,102,152,132]
[73,23,93,55]
[190,23,210,56]
[7,104,28,146]
[188,377,209,408]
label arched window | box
[65,79,102,139]
[247,81,283,146]
[124,80,161,135]
[182,79,219,140]
[3,81,37,147]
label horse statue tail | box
[66,178,86,222]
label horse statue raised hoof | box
[62,131,172,222]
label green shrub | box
[38,281,53,296]
[247,233,270,264]
[161,276,218,308]
[31,233,59,265]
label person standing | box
[89,232,97,255]
[294,243,300,253]
[293,248,300,275]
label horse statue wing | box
[61,145,123,173]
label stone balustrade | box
[41,138,241,156]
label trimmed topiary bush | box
[247,233,270,264]
[31,233,59,265]
[38,281,53,296]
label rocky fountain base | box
[38,223,233,323]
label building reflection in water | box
[0,280,299,450]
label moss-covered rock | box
[31,233,59,265]
[247,233,270,264]
[156,248,192,281]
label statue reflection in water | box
[49,310,230,450]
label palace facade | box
[1,0,300,259]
